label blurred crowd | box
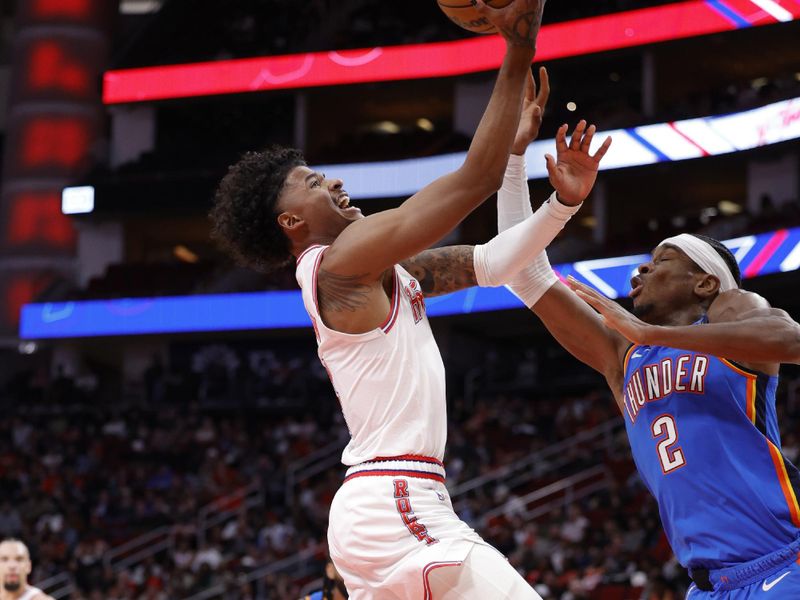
[2,339,800,599]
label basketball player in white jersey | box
[211,1,611,596]
[0,540,54,600]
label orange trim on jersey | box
[623,344,639,374]
[745,378,757,425]
[720,359,757,424]
[719,358,758,379]
[296,244,323,265]
[767,440,800,528]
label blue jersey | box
[622,336,800,569]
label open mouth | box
[336,194,350,209]
[629,276,643,299]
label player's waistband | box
[343,455,446,484]
[689,537,800,592]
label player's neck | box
[650,305,706,328]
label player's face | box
[629,244,703,323]
[277,166,363,240]
[0,541,32,592]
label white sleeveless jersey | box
[18,587,45,600]
[295,245,447,465]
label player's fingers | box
[573,289,605,313]
[580,124,597,152]
[567,276,608,301]
[569,120,587,150]
[537,66,550,109]
[526,70,536,102]
[555,124,569,153]
[544,154,557,178]
[592,136,613,163]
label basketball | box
[436,0,514,34]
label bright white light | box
[18,341,37,355]
[62,186,95,215]
[120,0,162,15]
[566,102,577,112]
[416,118,435,132]
[373,121,401,134]
[747,0,793,22]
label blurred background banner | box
[19,226,800,339]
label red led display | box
[28,41,91,96]
[33,0,90,19]
[21,117,91,169]
[102,0,800,103]
[5,192,77,249]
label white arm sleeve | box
[498,153,533,232]
[496,154,563,307]
[473,190,580,288]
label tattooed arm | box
[400,246,477,297]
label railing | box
[38,482,264,597]
[479,464,612,524]
[284,435,348,505]
[182,544,325,600]
[450,419,623,508]
[198,482,263,547]
[36,572,75,600]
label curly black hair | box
[690,233,742,287]
[210,146,306,272]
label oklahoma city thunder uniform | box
[296,245,493,599]
[622,322,800,597]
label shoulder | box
[707,289,770,323]
[32,590,55,600]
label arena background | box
[0,1,799,598]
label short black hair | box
[210,146,306,272]
[690,233,742,287]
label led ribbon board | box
[312,96,800,199]
[20,227,800,339]
[102,0,800,103]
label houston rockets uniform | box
[296,245,495,599]
[622,319,800,598]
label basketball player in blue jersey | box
[498,83,800,598]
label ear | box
[277,211,304,232]
[694,273,720,300]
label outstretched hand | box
[546,120,612,206]
[475,0,547,50]
[512,66,550,155]
[566,276,653,345]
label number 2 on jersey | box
[651,414,686,474]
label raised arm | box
[500,106,624,381]
[322,0,547,281]
[569,283,800,376]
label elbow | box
[776,319,800,364]
[789,325,800,364]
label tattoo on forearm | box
[401,246,477,297]
[317,269,371,313]
[501,10,543,49]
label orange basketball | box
[436,0,514,34]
